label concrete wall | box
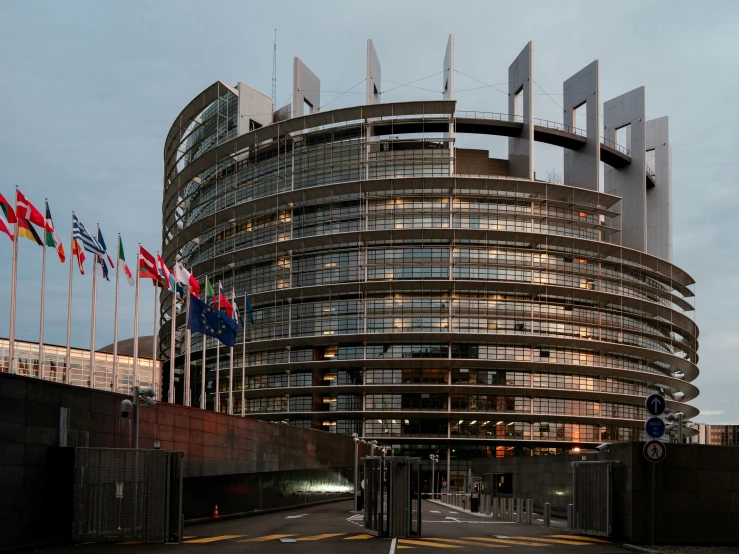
[472,442,739,545]
[0,372,359,548]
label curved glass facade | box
[162,89,698,457]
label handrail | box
[601,136,630,156]
[455,111,587,138]
[533,118,587,138]
[646,165,656,180]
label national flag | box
[205,275,215,304]
[244,292,255,325]
[176,283,186,302]
[15,190,45,228]
[18,218,43,245]
[157,254,176,292]
[72,215,105,256]
[0,193,16,223]
[138,245,158,281]
[97,228,114,268]
[232,290,242,327]
[0,208,12,243]
[175,263,201,296]
[98,255,110,281]
[72,238,85,275]
[44,201,65,263]
[118,236,134,286]
[187,294,239,347]
[216,282,233,318]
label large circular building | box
[161,38,698,473]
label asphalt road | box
[39,500,625,554]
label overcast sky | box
[0,0,737,423]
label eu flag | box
[187,294,239,347]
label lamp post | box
[429,454,439,499]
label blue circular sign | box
[644,417,666,439]
[645,394,666,416]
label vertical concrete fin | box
[604,86,647,252]
[293,57,320,117]
[366,40,381,105]
[443,34,454,101]
[646,116,672,261]
[236,83,273,136]
[508,41,534,180]
[563,60,600,190]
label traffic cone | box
[212,504,220,519]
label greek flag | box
[72,214,105,256]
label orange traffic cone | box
[212,504,220,519]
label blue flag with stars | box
[187,294,239,347]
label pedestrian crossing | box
[175,533,609,548]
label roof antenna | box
[272,29,277,109]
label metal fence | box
[572,460,614,537]
[72,448,184,544]
[363,456,421,539]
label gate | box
[572,461,614,537]
[364,456,421,539]
[72,448,184,544]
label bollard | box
[516,498,522,523]
[495,497,502,520]
[509,498,515,522]
[486,493,492,516]
[526,499,534,524]
[567,503,574,531]
[543,502,551,527]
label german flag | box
[18,218,42,245]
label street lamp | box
[665,411,684,443]
[352,434,367,511]
[429,454,439,499]
[369,440,378,455]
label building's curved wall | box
[161,94,698,452]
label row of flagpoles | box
[1,186,253,407]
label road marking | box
[390,537,398,553]
[285,513,308,519]
[398,539,461,548]
[510,536,589,545]
[345,533,376,540]
[464,537,548,546]
[183,535,244,543]
[448,511,458,514]
[296,533,346,541]
[426,538,506,548]
[548,535,610,543]
[239,534,297,542]
[430,510,441,513]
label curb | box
[619,544,657,554]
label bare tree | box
[545,169,564,184]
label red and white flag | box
[0,193,16,242]
[15,190,46,229]
[138,245,159,281]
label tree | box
[545,169,564,184]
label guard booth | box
[363,456,422,539]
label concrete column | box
[508,41,534,180]
[563,61,600,190]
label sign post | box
[643,393,667,546]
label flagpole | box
[201,332,206,410]
[65,212,74,384]
[38,199,48,381]
[241,295,246,417]
[169,287,176,403]
[228,288,234,416]
[8,186,19,374]
[152,276,159,400]
[89,225,99,388]
[112,234,121,392]
[132,244,141,391]
[184,292,191,407]
[215,280,222,414]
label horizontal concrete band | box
[163,176,623,259]
[188,357,698,401]
[238,409,653,428]
[235,384,698,418]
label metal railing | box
[646,164,656,180]
[601,136,631,156]
[533,118,587,138]
[457,110,524,123]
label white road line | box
[285,513,308,519]
[389,537,397,553]
[430,510,441,513]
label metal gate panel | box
[363,456,421,539]
[72,448,182,544]
[572,461,613,537]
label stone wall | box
[0,372,360,548]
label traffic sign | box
[645,394,666,416]
[645,417,666,439]
[441,480,447,487]
[643,439,666,463]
